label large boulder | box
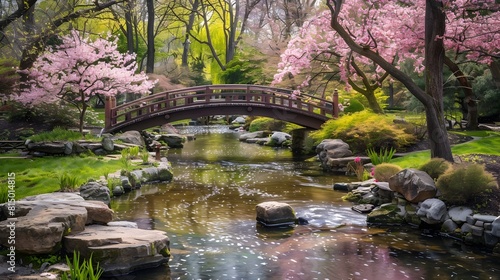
[79,180,111,205]
[0,193,113,254]
[255,201,297,226]
[388,169,437,203]
[114,130,145,147]
[63,225,170,276]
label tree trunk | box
[444,56,478,129]
[146,0,155,73]
[424,0,453,161]
[326,0,454,162]
[125,0,135,54]
[182,0,199,67]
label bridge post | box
[105,96,116,131]
[333,89,339,118]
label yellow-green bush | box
[436,163,498,206]
[419,158,452,180]
[373,163,402,182]
[248,117,287,132]
[310,111,416,153]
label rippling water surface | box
[110,126,500,280]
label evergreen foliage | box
[436,163,498,205]
[419,158,452,180]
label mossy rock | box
[367,203,405,225]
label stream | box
[110,125,500,279]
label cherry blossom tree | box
[16,30,156,133]
[274,0,499,161]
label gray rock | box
[256,201,297,226]
[269,132,291,145]
[156,134,186,148]
[239,131,267,141]
[232,116,246,124]
[120,176,133,192]
[491,216,500,238]
[64,142,73,155]
[441,219,459,233]
[79,181,111,205]
[388,169,437,203]
[112,185,125,196]
[448,206,473,224]
[102,136,115,151]
[416,198,447,224]
[115,130,145,147]
[473,214,497,223]
[0,193,113,254]
[27,141,66,154]
[63,225,170,276]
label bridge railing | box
[105,84,338,130]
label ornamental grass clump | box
[419,158,452,180]
[373,163,402,182]
[366,147,396,165]
[436,163,498,206]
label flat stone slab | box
[63,225,170,276]
[0,193,113,254]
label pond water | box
[110,125,500,280]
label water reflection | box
[109,126,500,280]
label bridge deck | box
[105,85,338,132]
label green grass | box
[391,132,500,168]
[0,156,123,199]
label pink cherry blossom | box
[15,30,156,132]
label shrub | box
[248,117,286,132]
[367,147,396,165]
[343,98,365,113]
[310,111,416,153]
[436,163,498,206]
[419,158,452,180]
[373,163,402,182]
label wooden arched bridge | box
[104,84,339,133]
